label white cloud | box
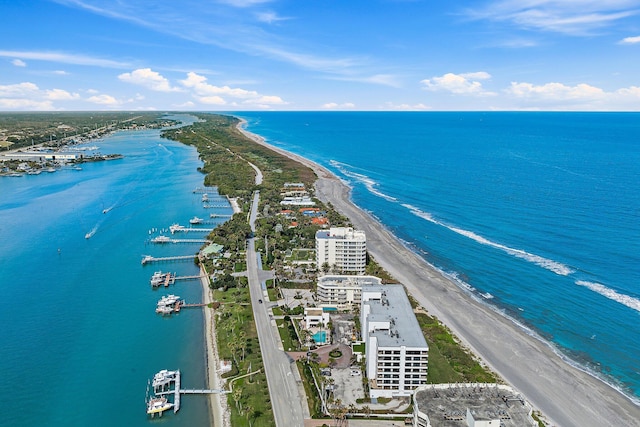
[619,35,640,44]
[0,82,39,97]
[53,70,69,75]
[321,102,356,109]
[383,102,432,111]
[0,50,129,68]
[0,82,79,111]
[118,68,181,92]
[199,96,226,105]
[0,99,54,110]
[256,11,291,24]
[506,82,606,100]
[466,1,640,35]
[179,72,285,106]
[87,94,119,105]
[45,89,80,100]
[504,80,640,110]
[421,72,495,96]
[12,59,27,67]
[217,0,273,8]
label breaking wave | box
[576,281,640,313]
[329,160,397,202]
[402,203,574,276]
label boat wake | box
[85,226,97,239]
[402,203,574,276]
[576,280,640,313]
[330,160,397,202]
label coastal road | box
[246,191,305,426]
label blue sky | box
[1,0,640,111]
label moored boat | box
[146,396,173,416]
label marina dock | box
[150,271,205,287]
[150,369,228,416]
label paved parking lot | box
[332,367,365,405]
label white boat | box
[202,194,209,202]
[46,167,56,173]
[150,271,165,286]
[158,294,181,306]
[169,224,186,234]
[155,305,175,315]
[189,216,203,224]
[146,396,173,416]
[152,369,178,388]
[151,235,171,243]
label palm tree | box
[362,404,371,419]
[232,387,243,411]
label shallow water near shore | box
[236,111,640,403]
[0,115,230,426]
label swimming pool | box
[312,330,327,343]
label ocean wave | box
[402,203,574,276]
[329,160,397,202]
[576,280,640,313]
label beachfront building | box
[361,285,429,399]
[315,227,367,275]
[316,274,382,309]
[280,195,316,206]
[412,383,537,427]
[303,307,330,329]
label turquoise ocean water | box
[0,115,233,426]
[236,112,640,404]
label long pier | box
[170,226,214,234]
[142,255,195,265]
[151,238,208,244]
[192,187,217,194]
[151,272,205,288]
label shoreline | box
[235,119,640,426]
[200,265,230,427]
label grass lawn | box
[276,318,300,351]
[214,286,275,426]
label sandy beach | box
[201,265,230,427]
[236,120,640,427]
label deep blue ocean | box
[0,115,234,426]
[236,112,640,404]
